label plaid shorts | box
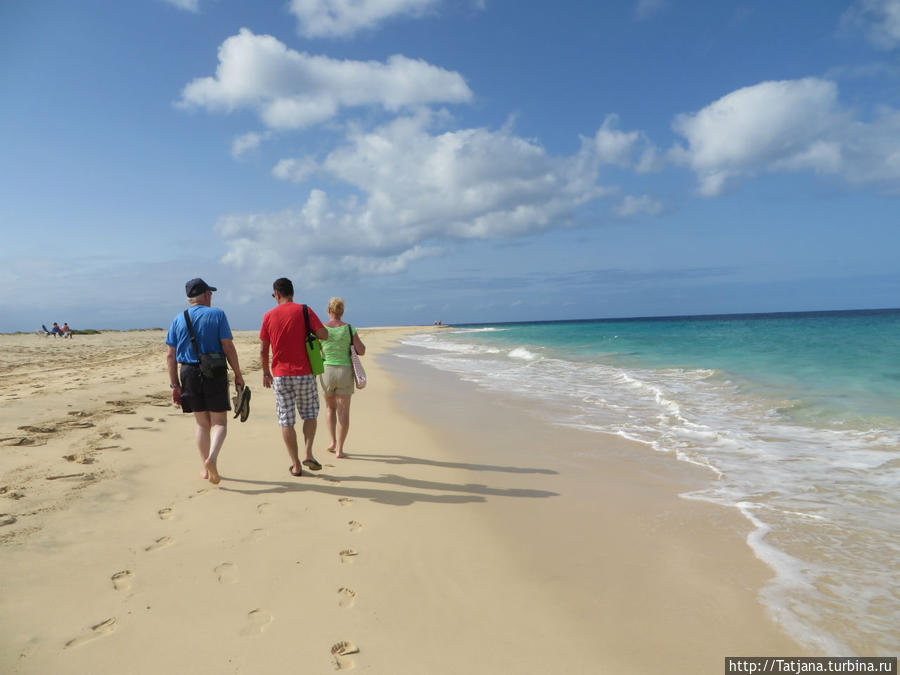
[272,375,319,426]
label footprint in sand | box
[1,514,17,527]
[111,570,134,591]
[158,507,174,520]
[331,641,359,670]
[215,562,238,584]
[145,536,173,552]
[63,454,95,465]
[189,488,209,499]
[338,497,353,507]
[339,549,358,564]
[64,618,117,649]
[348,521,362,532]
[257,502,273,515]
[240,609,273,636]
[337,588,357,608]
[245,528,268,542]
[1,436,45,447]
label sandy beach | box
[0,327,804,673]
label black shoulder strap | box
[302,304,313,344]
[347,323,353,357]
[183,309,200,362]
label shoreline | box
[382,342,806,667]
[0,327,803,673]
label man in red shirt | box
[260,278,329,477]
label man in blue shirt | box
[166,278,245,485]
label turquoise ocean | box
[396,310,900,655]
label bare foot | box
[205,459,220,485]
[335,451,346,459]
[201,470,209,479]
[326,445,336,453]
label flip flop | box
[302,458,322,471]
[232,386,251,421]
[239,386,251,422]
[289,465,302,477]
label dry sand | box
[0,327,803,673]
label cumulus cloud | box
[614,194,663,218]
[842,0,900,50]
[635,0,665,20]
[178,29,472,129]
[272,157,319,182]
[671,78,842,195]
[288,0,440,38]
[671,77,900,195]
[586,114,660,171]
[216,113,618,284]
[162,0,200,11]
[231,131,271,158]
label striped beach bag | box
[347,324,366,389]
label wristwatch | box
[170,383,180,388]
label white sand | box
[0,328,803,673]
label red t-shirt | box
[260,303,324,376]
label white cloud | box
[671,79,838,195]
[178,29,472,130]
[772,141,843,174]
[842,0,900,50]
[586,114,660,171]
[272,157,319,183]
[162,0,200,12]
[614,194,663,218]
[231,131,270,158]
[288,0,440,38]
[216,113,617,284]
[635,0,664,20]
[671,78,900,195]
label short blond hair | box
[328,297,345,317]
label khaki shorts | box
[321,365,354,396]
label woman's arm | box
[352,330,366,356]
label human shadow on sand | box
[348,453,558,475]
[220,473,557,507]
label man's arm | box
[166,345,181,405]
[221,338,245,389]
[260,339,273,388]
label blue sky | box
[2,0,899,331]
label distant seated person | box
[61,322,72,338]
[50,322,62,337]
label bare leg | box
[334,395,351,458]
[302,418,317,462]
[324,395,337,452]
[205,412,227,484]
[193,412,211,479]
[282,425,301,475]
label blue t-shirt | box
[166,305,233,364]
